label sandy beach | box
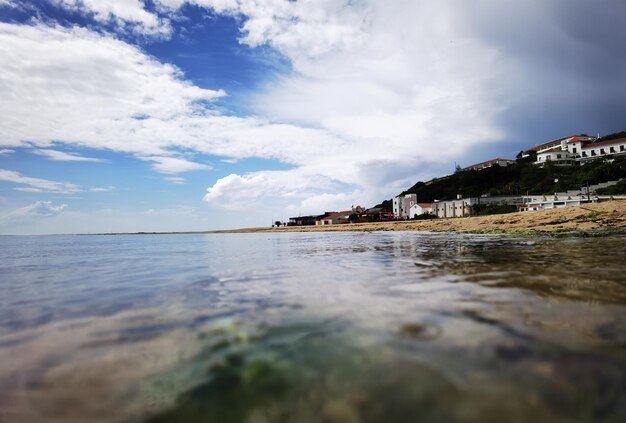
[213,200,626,235]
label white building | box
[536,147,576,166]
[392,193,417,219]
[463,158,515,171]
[316,210,352,225]
[580,137,626,162]
[431,196,523,218]
[518,194,592,212]
[527,135,626,166]
[408,203,433,218]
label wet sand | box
[215,200,626,235]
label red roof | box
[525,135,578,153]
[538,147,564,154]
[583,137,626,148]
[413,203,432,208]
[464,158,513,169]
[319,210,352,220]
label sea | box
[0,232,624,422]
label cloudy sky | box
[0,0,625,234]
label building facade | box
[528,135,626,166]
[463,158,515,171]
[392,193,417,219]
[408,203,433,218]
[431,196,523,218]
[518,194,592,212]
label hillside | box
[372,131,626,212]
[401,157,626,201]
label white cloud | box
[155,0,506,211]
[0,23,224,155]
[164,176,186,184]
[50,0,170,36]
[142,156,212,173]
[32,149,108,162]
[157,0,367,60]
[0,169,115,194]
[89,186,116,192]
[4,201,68,220]
[0,149,14,156]
[0,11,504,214]
[3,0,622,223]
[0,169,82,194]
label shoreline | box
[5,202,623,237]
[95,200,626,236]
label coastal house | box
[580,137,626,162]
[363,207,394,221]
[526,134,626,166]
[535,146,576,166]
[518,194,592,212]
[431,196,523,218]
[392,193,417,219]
[463,158,515,171]
[408,203,433,218]
[522,135,587,158]
[316,210,352,225]
[287,215,320,226]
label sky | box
[0,0,625,234]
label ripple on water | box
[0,233,624,422]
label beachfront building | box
[518,194,592,212]
[287,215,320,226]
[392,193,417,219]
[580,137,626,162]
[524,134,626,166]
[316,210,352,225]
[463,158,515,171]
[431,196,523,218]
[522,135,587,159]
[363,207,394,221]
[536,147,576,166]
[408,203,433,218]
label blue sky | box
[1,0,625,234]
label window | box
[591,150,596,156]
[557,154,561,158]
[621,145,625,152]
[582,151,587,157]
[600,148,605,154]
[610,147,615,153]
[573,147,577,153]
[546,155,551,160]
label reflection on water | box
[0,233,625,422]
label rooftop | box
[318,210,352,220]
[524,135,578,153]
[464,157,514,169]
[583,137,626,149]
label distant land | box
[372,130,626,212]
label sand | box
[213,200,626,235]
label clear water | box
[0,232,624,422]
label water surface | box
[0,232,624,422]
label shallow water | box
[0,232,624,422]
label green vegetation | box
[472,204,518,216]
[596,178,626,195]
[401,157,626,202]
[370,130,626,212]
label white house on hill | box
[392,193,417,218]
[408,203,433,218]
[463,158,515,171]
